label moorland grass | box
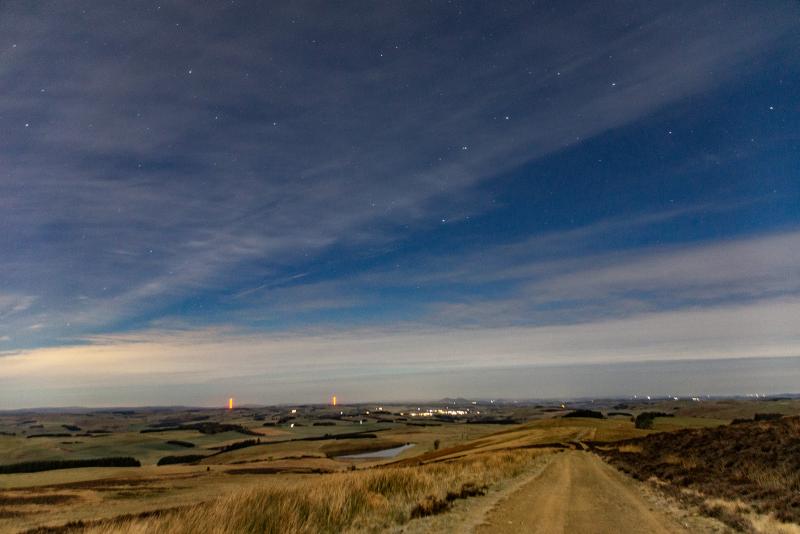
[599,416,800,527]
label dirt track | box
[475,451,689,534]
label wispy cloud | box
[525,231,800,304]
[0,294,36,318]
[0,2,795,346]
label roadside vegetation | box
[597,416,800,530]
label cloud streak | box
[0,1,796,345]
[1,295,799,406]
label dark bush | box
[0,457,140,474]
[182,422,259,435]
[156,454,208,466]
[635,413,655,429]
[166,440,195,448]
[466,417,520,424]
[213,439,260,453]
[563,409,605,419]
[634,411,674,429]
[754,413,783,421]
[142,422,258,435]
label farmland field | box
[1,398,799,533]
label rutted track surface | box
[475,451,688,534]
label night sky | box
[1,1,799,407]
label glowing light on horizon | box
[228,397,234,410]
[331,394,337,406]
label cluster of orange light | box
[331,394,337,406]
[228,397,234,410]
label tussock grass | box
[80,450,542,534]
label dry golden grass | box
[78,450,543,534]
[730,462,800,494]
[660,453,699,470]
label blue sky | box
[1,1,799,407]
